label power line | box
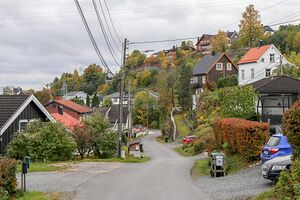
[92,0,121,66]
[270,18,300,27]
[98,0,122,52]
[129,37,198,45]
[103,0,123,43]
[74,0,115,77]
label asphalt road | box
[74,130,211,200]
[23,130,271,200]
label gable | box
[0,95,54,135]
[238,45,271,65]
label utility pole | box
[118,38,128,157]
[280,55,283,76]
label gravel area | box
[194,165,272,200]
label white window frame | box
[241,69,245,80]
[226,63,232,71]
[19,119,29,132]
[270,54,275,63]
[266,69,271,77]
[261,58,265,62]
[216,63,223,71]
[202,76,206,84]
[251,68,255,79]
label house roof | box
[99,106,128,124]
[226,31,236,38]
[193,53,224,75]
[46,100,92,114]
[264,25,274,32]
[108,92,129,99]
[0,95,29,129]
[65,91,86,96]
[250,76,300,93]
[237,45,271,65]
[196,34,214,46]
[0,94,54,135]
[51,112,82,130]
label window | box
[251,68,255,79]
[270,54,275,62]
[226,63,232,71]
[241,69,245,80]
[261,58,265,62]
[202,76,206,84]
[19,119,28,132]
[266,69,271,77]
[191,77,198,84]
[216,63,223,71]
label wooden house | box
[0,95,54,154]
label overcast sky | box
[0,0,299,90]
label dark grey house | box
[100,106,129,130]
[251,76,300,125]
[0,95,54,154]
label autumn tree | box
[293,32,300,53]
[238,4,263,47]
[126,50,146,70]
[102,96,113,107]
[81,64,105,95]
[34,88,53,104]
[211,31,228,52]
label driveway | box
[23,130,271,200]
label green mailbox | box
[23,156,30,169]
[210,152,225,177]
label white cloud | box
[0,0,299,90]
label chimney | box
[56,96,62,100]
[258,40,264,47]
[58,105,64,115]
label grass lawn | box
[191,154,259,179]
[16,162,66,173]
[174,114,194,139]
[174,146,195,157]
[190,159,210,179]
[251,189,276,200]
[16,156,150,173]
[15,191,74,200]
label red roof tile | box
[55,100,92,113]
[238,45,271,65]
[52,112,83,130]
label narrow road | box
[74,130,212,200]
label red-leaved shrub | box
[0,157,17,196]
[213,118,269,161]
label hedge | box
[282,100,300,159]
[0,157,17,197]
[213,118,269,161]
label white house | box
[238,44,289,85]
[63,91,88,104]
[101,92,133,106]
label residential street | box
[23,129,271,200]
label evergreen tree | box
[175,62,193,111]
[91,93,100,107]
[86,95,90,107]
[238,4,263,47]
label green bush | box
[150,121,159,129]
[0,157,17,197]
[282,100,300,159]
[275,160,300,200]
[7,121,76,161]
[217,75,238,88]
[0,188,10,200]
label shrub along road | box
[21,130,271,200]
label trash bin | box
[165,137,169,143]
[210,152,225,177]
[139,143,144,153]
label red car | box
[182,135,197,144]
[132,125,145,133]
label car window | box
[267,136,281,146]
